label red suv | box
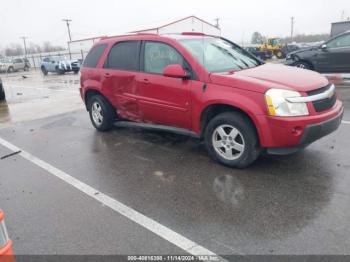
[80,33,343,168]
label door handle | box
[104,73,111,78]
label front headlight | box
[286,54,291,60]
[265,89,309,116]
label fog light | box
[291,126,303,136]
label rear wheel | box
[275,50,284,59]
[24,66,29,71]
[41,66,48,75]
[205,112,260,168]
[7,67,14,73]
[87,95,116,131]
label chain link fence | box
[25,50,88,69]
[1,49,89,70]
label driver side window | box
[327,34,350,49]
[144,42,184,74]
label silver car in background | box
[40,56,80,75]
[0,58,30,73]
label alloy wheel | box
[212,124,245,160]
[91,101,104,126]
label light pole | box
[290,17,295,43]
[20,36,28,57]
[62,19,72,59]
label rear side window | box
[83,44,107,68]
[104,41,140,71]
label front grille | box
[307,84,337,112]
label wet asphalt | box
[0,70,350,256]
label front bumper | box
[284,59,297,66]
[265,104,343,155]
[254,99,343,153]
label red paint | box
[80,34,343,149]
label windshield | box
[179,37,260,73]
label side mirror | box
[321,44,327,50]
[163,64,189,79]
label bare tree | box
[0,41,66,56]
[4,43,24,56]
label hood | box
[210,63,328,93]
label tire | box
[87,95,116,131]
[41,66,48,75]
[7,67,14,73]
[24,66,29,71]
[294,61,311,70]
[0,89,5,101]
[55,66,65,75]
[275,50,285,59]
[73,70,79,74]
[204,112,260,168]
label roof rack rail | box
[181,32,207,36]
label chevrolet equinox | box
[80,33,343,168]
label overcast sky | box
[1,0,349,49]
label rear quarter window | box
[104,41,140,71]
[83,44,107,68]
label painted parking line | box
[0,137,228,261]
[342,121,350,125]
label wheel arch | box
[84,88,114,112]
[294,56,315,70]
[199,103,261,145]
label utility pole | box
[290,17,295,43]
[214,18,220,29]
[20,36,28,57]
[62,19,72,59]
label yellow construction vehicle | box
[258,38,286,59]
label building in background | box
[331,21,350,37]
[130,15,221,35]
[69,16,221,55]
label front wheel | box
[205,112,260,168]
[87,95,116,131]
[0,89,5,101]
